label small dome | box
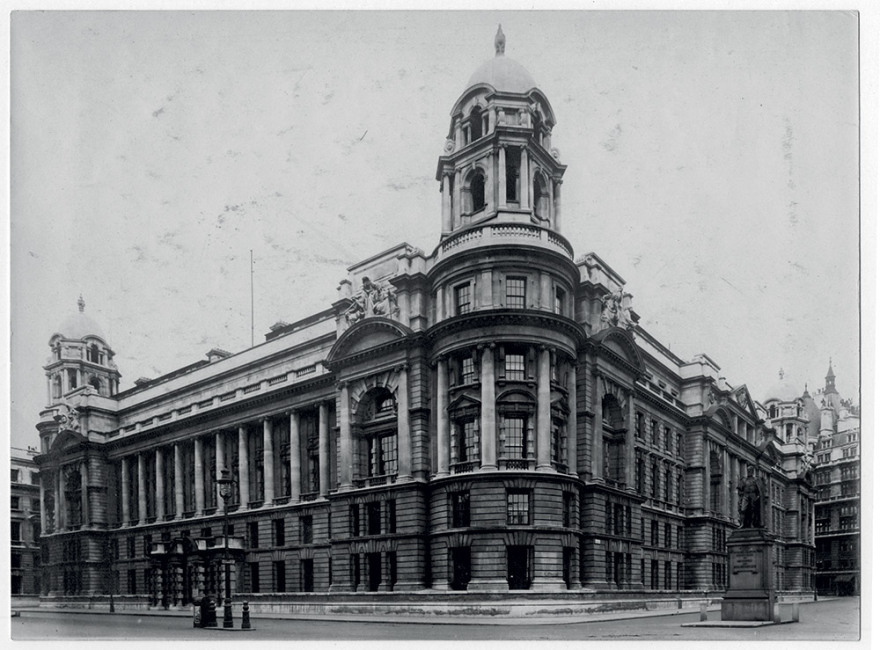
[466,25,537,94]
[467,55,537,94]
[764,368,800,402]
[54,296,106,341]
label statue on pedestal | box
[737,466,763,528]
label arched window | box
[468,106,484,142]
[769,405,777,418]
[88,376,102,393]
[463,169,486,215]
[88,343,100,364]
[356,388,398,480]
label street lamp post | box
[216,467,235,629]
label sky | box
[8,10,861,451]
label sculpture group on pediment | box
[344,276,400,325]
[53,402,81,432]
[600,289,635,330]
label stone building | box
[764,363,859,596]
[34,29,815,609]
[11,446,42,597]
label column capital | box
[395,363,411,374]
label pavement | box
[10,596,830,627]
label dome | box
[467,55,537,94]
[763,368,800,402]
[54,296,106,341]
[465,25,537,94]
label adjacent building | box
[11,446,42,597]
[33,29,816,610]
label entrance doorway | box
[450,547,471,591]
[507,546,532,590]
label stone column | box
[554,180,562,231]
[319,403,330,497]
[537,346,552,470]
[480,345,497,470]
[436,357,450,476]
[486,152,496,214]
[39,474,47,531]
[703,440,711,513]
[263,418,275,505]
[452,169,462,227]
[215,432,225,482]
[194,437,205,515]
[137,453,147,524]
[339,383,353,489]
[498,146,507,207]
[548,178,555,228]
[721,448,729,518]
[238,426,250,508]
[290,411,301,502]
[120,458,130,525]
[592,376,603,479]
[520,147,530,209]
[80,459,90,527]
[568,363,578,475]
[397,365,412,480]
[173,444,184,517]
[441,174,452,234]
[156,447,165,520]
[625,391,636,488]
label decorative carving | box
[600,290,635,330]
[53,401,81,432]
[343,276,400,326]
[737,466,763,529]
[494,24,505,56]
[443,139,454,153]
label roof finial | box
[495,24,506,56]
[77,295,85,313]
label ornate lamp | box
[216,467,235,628]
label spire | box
[77,295,85,313]
[495,24,506,56]
[824,357,838,395]
[826,357,835,379]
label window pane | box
[456,284,471,315]
[507,490,530,525]
[505,353,525,380]
[506,278,526,309]
[500,416,527,458]
[460,357,475,384]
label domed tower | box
[44,296,120,404]
[426,29,581,592]
[435,26,567,237]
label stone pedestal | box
[721,527,775,621]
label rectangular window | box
[300,515,313,544]
[11,496,21,511]
[454,420,480,463]
[507,489,531,525]
[554,287,565,315]
[664,523,672,548]
[11,469,20,482]
[500,415,528,458]
[506,277,526,309]
[350,504,360,537]
[650,520,659,547]
[387,499,396,534]
[273,518,285,546]
[455,283,472,315]
[301,558,314,592]
[128,569,137,594]
[11,521,21,541]
[450,491,470,528]
[273,560,286,592]
[504,353,526,380]
[143,534,152,557]
[367,502,382,535]
[460,356,475,384]
[249,562,261,593]
[248,521,259,548]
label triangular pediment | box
[592,327,645,375]
[448,393,481,411]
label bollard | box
[699,602,707,622]
[241,600,251,629]
[193,603,202,628]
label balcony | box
[436,222,574,262]
[352,474,397,489]
[498,458,535,471]
[451,460,480,474]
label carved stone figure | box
[737,466,763,528]
[600,290,635,330]
[343,276,400,326]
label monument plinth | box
[721,527,775,621]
